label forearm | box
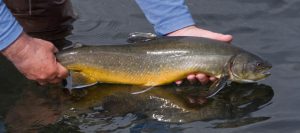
[0,0,23,51]
[1,32,29,62]
[135,0,195,35]
[1,0,67,85]
[0,0,27,62]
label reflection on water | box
[3,82,273,132]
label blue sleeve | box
[0,0,23,51]
[135,0,195,36]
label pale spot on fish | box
[146,50,189,55]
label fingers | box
[195,73,209,85]
[212,34,233,43]
[167,26,233,43]
[36,74,59,85]
[186,74,209,85]
[223,35,233,43]
[42,39,58,53]
[37,78,61,85]
[45,64,68,84]
[176,73,218,85]
[186,74,208,85]
[175,80,182,85]
[34,62,68,85]
[209,76,217,82]
[40,42,66,84]
[53,46,59,53]
[196,29,233,43]
[50,43,59,53]
[187,74,197,84]
[57,63,68,79]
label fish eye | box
[254,62,265,71]
[256,62,262,67]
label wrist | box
[1,32,32,62]
[167,25,197,36]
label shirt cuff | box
[0,23,23,51]
[155,14,195,36]
[0,0,23,51]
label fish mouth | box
[263,71,271,77]
[249,70,271,82]
[261,62,272,77]
[261,64,272,77]
[263,70,271,74]
[261,69,271,78]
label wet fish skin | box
[56,36,271,86]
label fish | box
[56,33,272,97]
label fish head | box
[230,53,272,82]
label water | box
[1,0,300,132]
[0,121,5,133]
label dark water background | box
[1,0,300,132]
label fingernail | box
[175,80,182,85]
[209,77,217,81]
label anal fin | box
[206,75,229,98]
[63,71,98,92]
[131,86,155,95]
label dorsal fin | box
[127,32,157,43]
[62,42,84,50]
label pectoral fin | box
[206,75,229,98]
[63,71,98,92]
[205,54,238,98]
[127,32,157,43]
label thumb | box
[56,63,68,79]
[53,46,59,53]
[47,42,59,53]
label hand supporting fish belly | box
[57,35,271,97]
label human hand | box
[1,32,68,85]
[167,25,233,85]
